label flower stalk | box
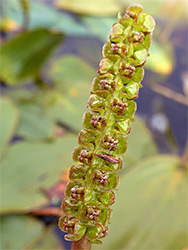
[59,4,155,249]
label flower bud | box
[85,205,101,221]
[111,98,128,116]
[87,94,106,111]
[98,190,116,207]
[109,23,125,43]
[69,164,89,181]
[62,198,82,215]
[73,146,93,165]
[78,129,99,149]
[122,82,139,100]
[59,216,86,241]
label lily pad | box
[81,16,116,42]
[0,135,77,213]
[0,97,19,154]
[2,0,88,35]
[30,2,87,36]
[55,0,121,16]
[49,56,96,131]
[18,103,55,139]
[123,0,163,16]
[0,28,64,85]
[123,116,157,169]
[0,215,43,250]
[95,155,187,249]
[31,227,63,250]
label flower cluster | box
[59,4,155,244]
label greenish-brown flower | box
[59,4,155,245]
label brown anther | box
[81,152,86,157]
[78,150,93,164]
[112,195,116,204]
[91,116,99,127]
[93,170,109,186]
[126,10,136,19]
[102,134,119,151]
[111,43,119,53]
[71,193,77,198]
[78,156,83,162]
[90,115,105,129]
[85,206,101,220]
[71,188,76,193]
[127,65,135,75]
[111,98,128,115]
[100,80,108,84]
[134,31,144,42]
[100,79,111,90]
[122,47,127,56]
[103,228,109,237]
[120,63,135,75]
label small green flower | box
[58,216,87,241]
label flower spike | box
[59,4,155,245]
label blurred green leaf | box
[4,88,34,101]
[146,41,174,75]
[123,116,157,169]
[0,28,64,85]
[30,2,87,36]
[49,55,96,131]
[50,55,96,85]
[55,0,121,16]
[69,38,102,66]
[31,228,63,250]
[0,97,19,153]
[18,103,55,139]
[0,215,43,250]
[124,0,187,20]
[95,155,187,250]
[81,16,116,41]
[0,135,77,213]
[2,0,88,35]
[121,0,163,16]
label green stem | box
[20,0,30,31]
[71,233,91,250]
